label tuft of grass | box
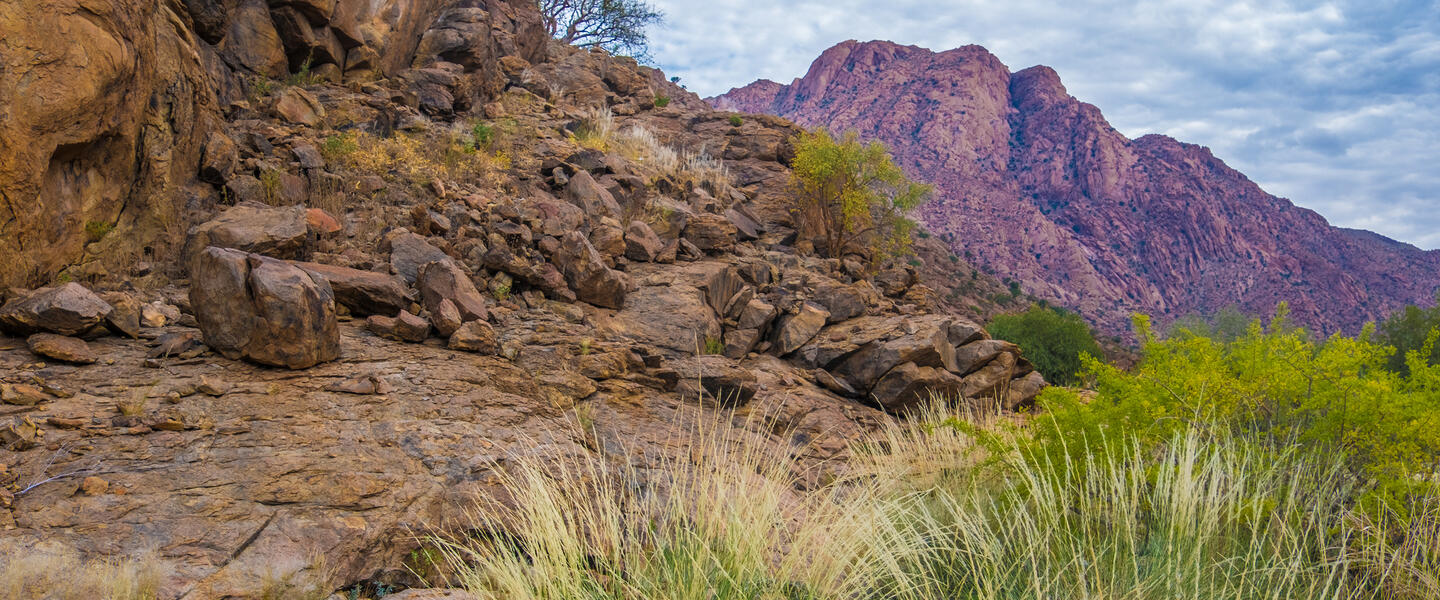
[728,115,743,127]
[427,401,1440,600]
[258,168,283,206]
[116,391,147,417]
[84,220,115,243]
[248,76,277,102]
[612,124,730,196]
[572,106,616,151]
[702,335,725,355]
[653,95,671,108]
[286,55,323,87]
[0,545,163,600]
[321,133,359,161]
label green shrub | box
[470,121,495,150]
[728,115,743,127]
[320,133,358,160]
[1033,305,1440,514]
[653,95,670,108]
[790,128,931,261]
[1379,292,1440,375]
[84,220,114,243]
[987,305,1102,386]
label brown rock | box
[723,328,760,359]
[432,298,464,338]
[140,301,182,328]
[870,362,967,413]
[448,320,498,354]
[101,292,143,338]
[624,220,664,262]
[770,302,829,356]
[294,262,411,316]
[273,87,325,126]
[723,207,763,241]
[388,232,449,285]
[682,213,737,252]
[736,298,778,331]
[190,248,341,369]
[306,208,342,236]
[185,203,310,265]
[0,419,37,451]
[553,232,632,309]
[366,315,399,340]
[671,355,758,406]
[564,170,622,218]
[590,222,627,260]
[197,375,233,397]
[829,315,959,392]
[417,260,489,323]
[395,310,430,343]
[326,374,391,395]
[0,283,114,337]
[200,134,239,185]
[1004,370,1047,409]
[1,384,50,406]
[27,334,97,364]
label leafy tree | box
[538,0,663,59]
[987,305,1103,386]
[1168,304,1253,343]
[1379,292,1440,375]
[789,129,931,261]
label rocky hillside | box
[713,40,1440,335]
[0,5,1044,598]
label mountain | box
[712,40,1440,335]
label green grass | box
[427,401,1440,600]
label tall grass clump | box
[0,545,162,600]
[429,412,917,599]
[612,124,729,195]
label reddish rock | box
[306,208,342,235]
[714,40,1440,335]
[417,260,489,323]
[293,262,411,317]
[27,334,98,364]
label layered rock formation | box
[714,40,1440,335]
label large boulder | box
[564,170,622,218]
[190,248,340,369]
[829,315,959,392]
[683,213,737,252]
[293,262,411,316]
[417,260,489,323]
[185,203,310,266]
[0,283,114,337]
[870,362,967,413]
[624,220,664,262]
[553,232,632,309]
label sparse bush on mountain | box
[539,0,664,59]
[1379,292,1440,375]
[987,305,1103,386]
[789,129,931,262]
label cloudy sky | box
[646,0,1440,249]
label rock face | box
[713,40,1440,335]
[190,247,341,368]
[0,0,547,289]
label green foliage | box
[728,115,743,127]
[653,95,670,108]
[1033,305,1440,514]
[1379,292,1440,375]
[987,305,1103,386]
[286,55,323,87]
[540,0,664,60]
[247,76,276,102]
[257,169,283,205]
[703,335,725,355]
[84,220,114,243]
[790,128,931,261]
[1168,303,1253,343]
[320,133,358,161]
[469,121,495,150]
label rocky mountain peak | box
[714,40,1440,335]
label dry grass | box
[0,545,162,600]
[328,129,508,190]
[612,125,730,196]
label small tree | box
[1379,292,1440,375]
[988,305,1104,386]
[790,129,931,261]
[538,0,663,59]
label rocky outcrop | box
[0,284,114,337]
[714,40,1440,335]
[190,247,341,368]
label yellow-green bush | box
[789,129,930,261]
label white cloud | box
[647,0,1440,249]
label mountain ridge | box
[712,39,1440,335]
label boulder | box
[723,207,763,241]
[417,260,489,323]
[448,320,498,354]
[870,362,966,413]
[624,220,664,262]
[100,292,142,338]
[388,232,449,285]
[140,302,182,328]
[394,310,431,343]
[432,298,464,337]
[829,316,959,392]
[1005,371,1047,410]
[1,384,49,407]
[770,302,829,356]
[960,352,1020,403]
[26,334,97,364]
[305,208,342,235]
[190,248,340,369]
[736,298,778,332]
[683,213,737,252]
[564,170,621,218]
[200,134,239,185]
[293,262,411,316]
[0,283,113,337]
[812,279,873,323]
[185,203,309,265]
[553,232,632,309]
[590,222,626,260]
[723,328,760,359]
[953,339,1019,376]
[874,266,916,297]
